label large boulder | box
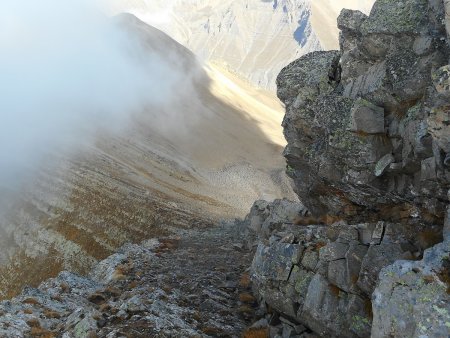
[372,238,450,337]
[245,199,308,237]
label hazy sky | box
[0,0,181,188]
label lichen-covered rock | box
[251,223,364,337]
[276,51,340,106]
[252,0,450,337]
[349,99,385,134]
[278,0,450,226]
[248,199,425,338]
[252,242,303,282]
[371,239,450,338]
[245,199,307,237]
[360,0,429,36]
[337,9,367,33]
[356,243,410,295]
[432,65,450,96]
[428,66,450,154]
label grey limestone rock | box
[277,0,450,225]
[348,99,385,134]
[248,200,423,338]
[372,239,450,338]
[254,0,450,336]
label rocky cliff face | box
[2,2,449,337]
[249,0,450,337]
[248,200,450,337]
[279,0,449,230]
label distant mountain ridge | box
[105,0,375,90]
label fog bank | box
[0,0,181,189]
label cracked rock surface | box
[259,1,450,335]
[247,199,450,337]
[248,200,426,337]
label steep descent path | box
[0,222,259,337]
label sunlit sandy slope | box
[0,15,295,299]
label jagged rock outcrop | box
[249,0,450,337]
[248,200,427,337]
[248,198,450,337]
[278,0,450,227]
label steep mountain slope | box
[105,0,375,90]
[0,15,295,299]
